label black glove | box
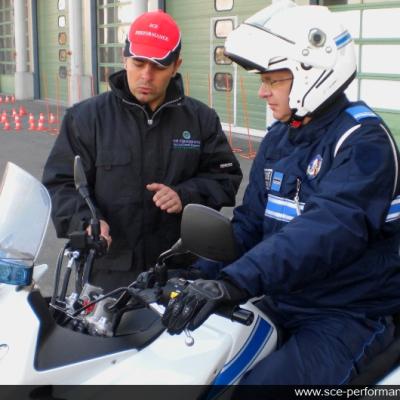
[162,279,248,335]
[167,266,207,281]
[164,252,199,269]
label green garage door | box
[37,0,69,103]
[166,0,272,134]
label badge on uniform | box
[306,154,323,179]
[264,168,273,190]
[271,171,284,192]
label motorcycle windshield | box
[0,162,51,264]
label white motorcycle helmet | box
[224,0,357,121]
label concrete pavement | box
[0,98,260,295]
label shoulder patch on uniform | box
[307,155,323,179]
[346,105,380,122]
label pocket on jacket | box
[93,248,133,272]
[95,149,131,168]
[95,149,141,202]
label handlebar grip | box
[216,305,254,326]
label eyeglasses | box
[260,77,293,89]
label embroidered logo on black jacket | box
[172,130,200,150]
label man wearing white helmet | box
[162,1,400,385]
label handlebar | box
[65,275,255,332]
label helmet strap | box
[288,113,304,129]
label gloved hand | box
[162,279,248,335]
[167,266,207,281]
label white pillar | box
[148,0,160,11]
[68,0,84,105]
[14,0,33,99]
[135,0,148,15]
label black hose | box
[50,243,68,307]
[59,267,72,302]
[82,248,96,285]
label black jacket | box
[42,70,242,288]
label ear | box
[172,58,183,76]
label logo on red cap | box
[124,11,181,67]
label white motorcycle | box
[1,160,399,397]
[0,160,277,395]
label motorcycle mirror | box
[74,155,89,199]
[73,155,99,240]
[180,204,238,263]
[155,238,190,266]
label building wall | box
[167,0,400,139]
[0,0,16,94]
[330,2,400,138]
[166,0,273,136]
[36,0,69,103]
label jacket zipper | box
[121,96,182,267]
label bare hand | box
[146,183,182,214]
[86,219,112,248]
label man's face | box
[125,57,182,111]
[258,70,293,122]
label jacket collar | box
[108,69,185,111]
[287,94,350,145]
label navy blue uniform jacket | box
[224,94,400,318]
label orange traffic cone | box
[10,95,15,103]
[0,111,7,124]
[48,112,59,134]
[28,119,36,131]
[4,96,9,103]
[0,96,3,103]
[48,112,56,124]
[11,108,17,118]
[36,120,45,131]
[14,120,22,131]
[3,121,11,131]
[36,112,46,131]
[38,112,46,123]
[18,105,27,116]
[28,113,35,123]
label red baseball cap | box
[123,10,181,67]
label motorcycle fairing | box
[29,291,165,370]
[211,316,273,385]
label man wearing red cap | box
[43,10,242,291]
